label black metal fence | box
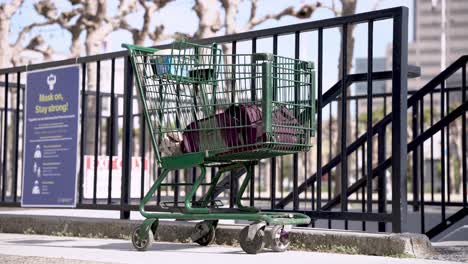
[2,7,463,236]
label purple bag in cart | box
[181,112,242,153]
[271,106,305,147]
[224,104,263,149]
[225,104,304,150]
[182,104,304,154]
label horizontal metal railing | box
[0,7,412,233]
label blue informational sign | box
[22,66,80,207]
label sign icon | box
[47,74,56,91]
[34,145,42,159]
[32,180,40,195]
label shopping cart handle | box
[252,53,274,62]
[121,43,159,53]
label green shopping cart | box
[123,41,315,254]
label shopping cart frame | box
[123,42,315,254]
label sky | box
[8,0,414,95]
[10,0,414,53]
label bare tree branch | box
[249,0,258,25]
[219,0,238,35]
[319,0,340,16]
[243,2,322,31]
[120,0,175,45]
[23,36,54,60]
[13,20,56,51]
[193,0,222,38]
[0,0,56,66]
[0,0,24,18]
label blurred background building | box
[387,0,468,91]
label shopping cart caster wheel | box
[193,221,216,246]
[270,225,290,252]
[132,226,154,251]
[239,225,265,254]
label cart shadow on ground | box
[3,238,248,254]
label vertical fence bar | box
[307,151,313,211]
[412,105,419,211]
[229,41,237,209]
[355,98,359,203]
[328,103,332,229]
[280,156,284,198]
[462,64,467,206]
[1,73,8,201]
[0,109,2,200]
[270,35,278,210]
[361,145,366,231]
[391,7,409,232]
[257,165,261,199]
[174,82,181,204]
[174,171,180,204]
[270,158,276,209]
[13,72,21,202]
[107,59,116,204]
[316,27,323,211]
[440,80,446,222]
[174,85,180,204]
[446,89,451,203]
[79,63,86,204]
[250,37,257,207]
[377,128,387,232]
[430,92,435,201]
[340,23,349,220]
[419,100,425,233]
[140,109,146,200]
[293,31,300,210]
[121,56,134,219]
[157,167,162,203]
[366,20,374,214]
[93,61,101,204]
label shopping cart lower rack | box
[123,41,316,254]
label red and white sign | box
[83,155,150,199]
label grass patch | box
[51,231,74,237]
[384,253,415,259]
[23,228,36,235]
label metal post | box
[121,56,134,219]
[419,101,426,233]
[366,20,374,214]
[340,23,349,224]
[79,63,87,204]
[412,106,419,211]
[293,31,300,211]
[316,27,323,211]
[13,72,21,202]
[107,58,116,204]
[391,7,409,233]
[378,129,387,232]
[93,61,101,204]
[462,64,467,206]
[271,34,278,210]
[1,73,8,202]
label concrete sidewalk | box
[0,233,459,264]
[0,213,435,258]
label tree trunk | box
[84,30,105,155]
[448,121,463,194]
[335,0,356,196]
[0,19,12,67]
[194,0,221,39]
[70,32,82,58]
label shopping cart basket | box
[123,41,315,254]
